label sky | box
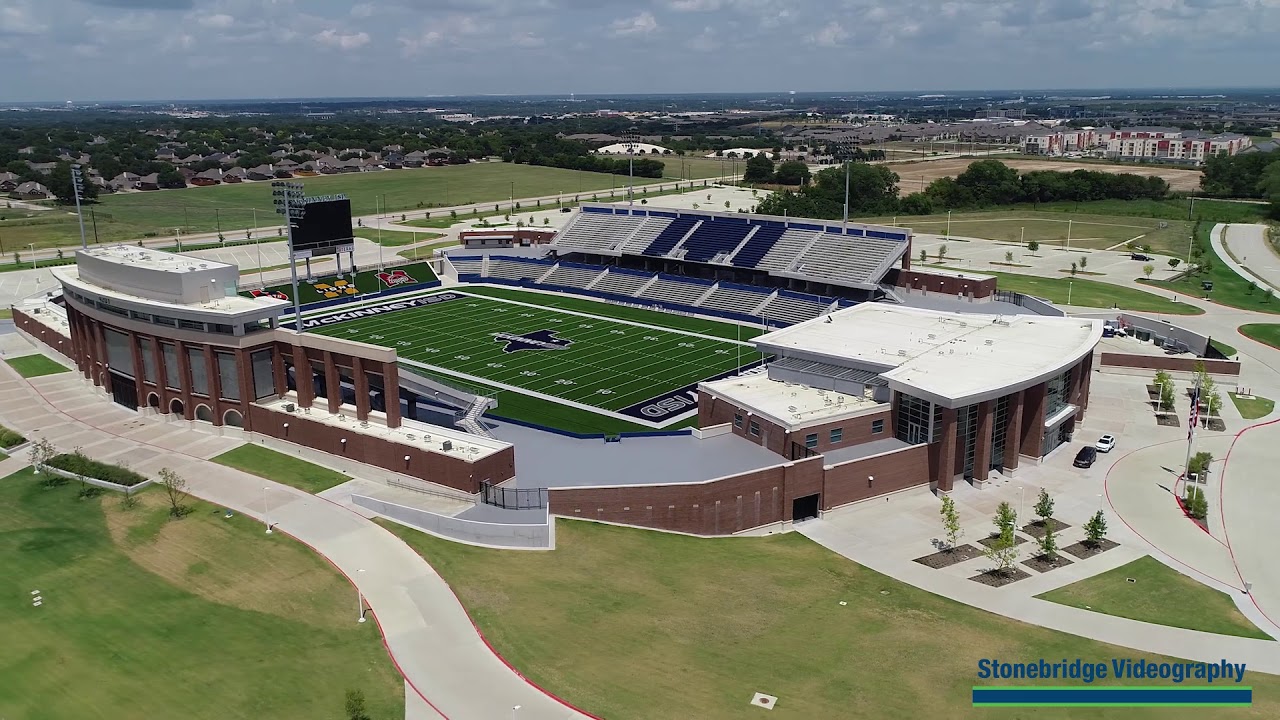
[1,0,1279,102]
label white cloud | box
[609,11,658,36]
[807,20,847,47]
[313,28,370,50]
[0,4,48,34]
[668,0,721,10]
[398,14,482,54]
[198,13,234,29]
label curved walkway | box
[0,362,592,720]
[1218,223,1280,291]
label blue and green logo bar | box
[972,687,1252,707]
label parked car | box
[1095,435,1116,453]
[560,207,572,213]
[1073,446,1098,468]
[1130,253,1151,261]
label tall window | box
[1045,368,1072,418]
[895,394,939,445]
[139,337,157,384]
[216,352,240,401]
[103,327,134,378]
[161,343,180,389]
[251,349,276,400]
[187,347,209,396]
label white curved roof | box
[594,143,671,155]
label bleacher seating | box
[791,234,904,285]
[618,217,673,253]
[642,217,698,256]
[538,263,603,290]
[755,228,821,272]
[697,282,771,315]
[679,220,753,263]
[590,268,651,297]
[449,256,485,277]
[637,275,712,306]
[552,212,646,253]
[759,291,833,326]
[730,223,786,268]
[485,257,553,282]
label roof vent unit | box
[441,440,453,451]
[897,349,907,357]
[927,333,936,340]
[985,339,994,346]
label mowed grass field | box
[0,469,403,720]
[381,518,1280,720]
[861,210,1196,256]
[306,290,755,425]
[2,163,666,250]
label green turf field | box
[4,354,72,378]
[248,261,437,303]
[305,290,758,427]
[0,163,666,250]
[0,468,402,719]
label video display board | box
[290,196,354,259]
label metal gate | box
[479,482,547,510]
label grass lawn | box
[863,209,1195,256]
[1240,323,1280,350]
[0,424,25,450]
[1229,392,1275,420]
[1210,338,1238,358]
[211,444,350,493]
[1037,556,1271,640]
[380,518,1280,720]
[0,468,402,719]
[307,289,753,422]
[0,164,667,250]
[4,354,71,378]
[1140,224,1280,315]
[941,268,1201,315]
[0,308,11,320]
[354,228,444,247]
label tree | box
[1034,488,1054,524]
[985,501,1020,574]
[938,244,948,260]
[1070,262,1078,276]
[46,161,99,205]
[1160,381,1176,412]
[1079,255,1087,270]
[1168,258,1181,269]
[1083,510,1108,546]
[1185,486,1209,520]
[158,467,191,518]
[773,160,810,186]
[954,159,1022,206]
[1005,251,1013,263]
[940,494,963,550]
[743,153,775,183]
[724,201,731,210]
[1037,521,1059,560]
[918,249,927,264]
[29,437,57,477]
[1027,240,1039,253]
[994,500,1018,536]
[156,167,186,189]
[344,689,370,720]
[1142,263,1155,278]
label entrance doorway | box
[792,493,820,523]
[108,372,138,410]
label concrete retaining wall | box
[351,494,552,550]
[1099,352,1241,376]
[41,465,155,493]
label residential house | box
[402,150,427,167]
[1240,139,1279,155]
[339,148,367,158]
[179,168,198,183]
[245,164,275,181]
[17,146,36,155]
[383,144,404,153]
[222,167,247,183]
[135,173,161,191]
[425,147,452,165]
[12,181,52,199]
[361,158,384,172]
[176,154,204,166]
[275,158,300,171]
[155,148,179,162]
[109,172,140,192]
[89,135,108,145]
[383,152,405,169]
[190,168,223,186]
[0,172,21,192]
[25,161,58,175]
[270,150,290,159]
[205,152,231,166]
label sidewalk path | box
[0,365,593,720]
[1218,223,1280,291]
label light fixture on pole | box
[1068,280,1073,306]
[70,164,88,249]
[1017,486,1024,522]
[263,486,272,534]
[356,569,366,623]
[512,705,521,720]
[627,126,638,207]
[27,242,36,270]
[272,181,307,334]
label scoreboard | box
[290,196,354,259]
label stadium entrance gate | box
[479,481,548,510]
[792,493,820,523]
[108,371,138,411]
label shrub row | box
[46,452,147,487]
[0,426,26,449]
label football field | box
[303,290,760,425]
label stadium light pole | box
[627,126,638,207]
[70,164,88,249]
[273,180,307,334]
[375,196,384,272]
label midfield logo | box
[376,269,416,287]
[493,329,574,353]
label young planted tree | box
[344,689,370,720]
[984,503,1020,575]
[919,249,927,264]
[1027,240,1039,253]
[1142,264,1155,278]
[1005,250,1013,263]
[158,467,191,518]
[994,500,1018,535]
[1037,522,1059,560]
[1169,258,1181,269]
[1034,488,1054,525]
[1079,256,1088,270]
[28,437,57,481]
[1185,486,1209,520]
[938,244,948,260]
[1070,261,1078,276]
[940,494,963,550]
[1160,382,1176,412]
[1083,510,1108,547]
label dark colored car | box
[560,207,572,213]
[1073,446,1097,468]
[1130,253,1151,261]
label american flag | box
[1188,385,1200,440]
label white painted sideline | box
[352,494,554,550]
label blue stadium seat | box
[730,224,786,268]
[680,221,753,263]
[642,217,697,256]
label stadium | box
[12,196,1101,539]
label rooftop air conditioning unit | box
[985,339,994,346]
[442,440,453,451]
[897,349,907,357]
[283,403,296,412]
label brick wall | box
[893,269,996,299]
[785,409,891,456]
[246,404,513,494]
[1099,352,1240,377]
[823,444,931,509]
[11,308,73,358]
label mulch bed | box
[913,544,984,569]
[969,568,1032,587]
[979,533,1029,549]
[1020,518,1072,539]
[1156,414,1181,427]
[1063,539,1119,560]
[1023,553,1075,573]
[1205,418,1226,432]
